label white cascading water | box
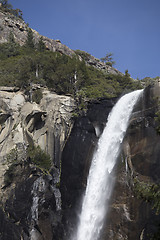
[73,89,143,240]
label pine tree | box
[0,0,12,10]
[100,52,115,66]
[37,37,46,52]
[124,69,130,78]
[25,28,35,49]
[8,31,15,43]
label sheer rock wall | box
[0,83,160,239]
[60,82,160,240]
[0,87,74,240]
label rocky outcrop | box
[0,9,159,237]
[0,10,122,75]
[0,86,75,240]
[0,87,74,160]
[77,51,123,75]
[60,82,160,240]
[0,165,62,240]
[106,84,160,240]
[0,81,160,240]
[0,10,75,57]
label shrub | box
[32,89,43,104]
[25,28,35,49]
[4,147,18,186]
[134,178,160,214]
[0,41,142,101]
[0,0,23,20]
[4,163,17,186]
[27,145,52,172]
[155,110,160,135]
[75,49,91,61]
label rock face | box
[0,10,160,237]
[0,10,122,75]
[60,98,117,238]
[0,86,75,240]
[0,166,62,240]
[60,82,160,240]
[0,82,160,239]
[0,87,74,165]
[0,10,75,56]
[77,51,123,75]
[106,84,160,240]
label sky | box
[9,0,160,79]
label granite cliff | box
[0,79,160,240]
[60,82,160,240]
[0,86,74,239]
[0,6,160,240]
[0,9,122,75]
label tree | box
[100,52,115,66]
[124,69,130,78]
[0,0,12,10]
[37,37,46,52]
[7,31,20,57]
[0,0,23,19]
[27,145,51,171]
[8,31,15,43]
[11,8,23,19]
[25,28,35,49]
[0,31,20,59]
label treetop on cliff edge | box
[100,52,116,67]
[0,0,23,19]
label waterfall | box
[73,89,143,240]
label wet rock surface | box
[0,82,160,240]
[60,83,160,240]
[103,85,160,240]
[0,165,61,240]
[2,8,159,240]
[60,98,117,238]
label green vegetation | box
[37,36,46,52]
[4,163,17,186]
[4,147,18,186]
[32,88,43,104]
[134,178,160,214]
[27,145,52,172]
[25,28,35,49]
[141,76,160,88]
[4,145,52,186]
[155,110,160,135]
[0,2,142,105]
[74,50,93,62]
[100,52,116,66]
[0,31,20,59]
[0,35,142,102]
[134,178,160,239]
[0,0,23,19]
